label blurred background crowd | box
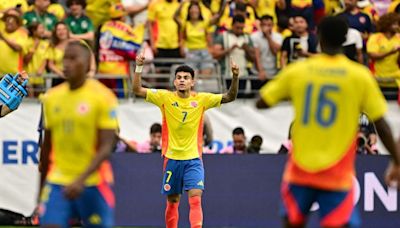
[0,0,399,99]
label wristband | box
[135,65,143,73]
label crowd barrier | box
[113,153,400,227]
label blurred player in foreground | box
[133,53,239,228]
[39,41,118,227]
[256,16,400,228]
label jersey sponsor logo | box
[164,184,171,191]
[81,20,88,29]
[191,101,198,108]
[172,102,179,107]
[77,103,89,114]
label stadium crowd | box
[0,0,399,98]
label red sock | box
[189,196,203,228]
[165,201,179,228]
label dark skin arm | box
[38,129,51,202]
[64,129,117,199]
[221,58,240,103]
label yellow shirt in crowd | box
[0,28,29,75]
[183,21,209,50]
[148,0,180,49]
[24,38,50,85]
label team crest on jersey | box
[164,184,171,191]
[77,103,89,114]
[190,101,198,108]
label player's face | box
[233,134,246,151]
[63,45,89,83]
[150,132,162,146]
[174,72,194,92]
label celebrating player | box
[133,53,239,228]
[39,41,118,227]
[256,16,400,228]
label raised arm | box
[38,129,51,202]
[221,58,239,103]
[132,53,148,97]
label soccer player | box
[38,41,118,227]
[133,53,239,228]
[256,16,400,228]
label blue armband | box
[0,73,29,110]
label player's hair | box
[260,14,274,23]
[175,65,195,79]
[186,2,204,21]
[376,13,400,33]
[232,15,245,25]
[150,123,162,134]
[232,127,245,135]
[317,16,348,47]
[67,40,92,63]
[66,0,86,8]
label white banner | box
[1,100,400,216]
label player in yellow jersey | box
[39,41,118,227]
[256,16,400,228]
[133,53,239,228]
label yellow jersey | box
[0,0,28,12]
[24,38,50,84]
[47,3,66,21]
[367,33,400,87]
[184,21,208,50]
[42,79,119,186]
[146,89,222,160]
[0,28,28,75]
[47,46,64,70]
[147,0,180,49]
[260,54,387,190]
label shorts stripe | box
[281,182,305,225]
[320,186,354,227]
[97,182,115,208]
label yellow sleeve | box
[98,89,119,129]
[361,70,388,121]
[146,89,168,107]
[147,2,157,21]
[259,66,292,106]
[366,34,379,53]
[203,93,222,110]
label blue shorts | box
[281,182,360,227]
[161,158,205,195]
[39,182,114,228]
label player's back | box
[42,79,118,186]
[287,54,386,172]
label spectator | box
[366,12,400,96]
[64,0,95,43]
[220,127,247,154]
[0,0,29,13]
[0,8,29,76]
[357,113,378,154]
[280,15,317,68]
[147,0,180,71]
[98,3,144,97]
[252,14,283,80]
[284,0,318,31]
[342,16,363,63]
[121,0,150,27]
[136,123,162,153]
[24,22,50,97]
[250,0,286,23]
[247,135,263,154]
[23,0,58,38]
[174,1,223,76]
[47,21,70,86]
[85,0,120,29]
[213,15,256,97]
[218,1,258,34]
[337,0,373,43]
[48,0,66,21]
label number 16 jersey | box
[260,54,387,190]
[146,89,222,160]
